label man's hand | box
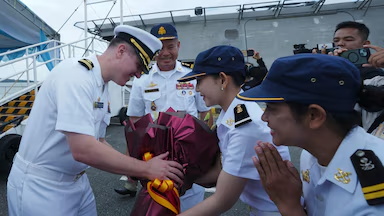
[329,47,348,56]
[312,48,328,54]
[253,141,305,215]
[250,49,261,60]
[363,45,384,68]
[146,152,184,185]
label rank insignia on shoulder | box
[78,59,94,70]
[234,104,252,128]
[181,62,194,69]
[351,149,384,205]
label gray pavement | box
[0,117,302,216]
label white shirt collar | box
[151,61,184,74]
[318,127,368,194]
[216,90,243,129]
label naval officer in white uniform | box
[239,54,384,215]
[177,45,290,216]
[7,25,184,216]
[114,23,211,213]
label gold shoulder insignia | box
[234,104,252,128]
[351,149,384,205]
[78,59,94,70]
[181,62,194,69]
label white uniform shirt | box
[216,95,291,212]
[127,61,209,119]
[17,55,110,175]
[300,127,384,216]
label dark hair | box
[210,72,245,87]
[286,102,361,137]
[108,37,127,48]
[335,21,370,41]
[108,37,137,56]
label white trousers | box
[7,155,96,216]
[249,207,281,216]
[180,183,205,212]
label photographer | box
[332,21,384,78]
[319,21,384,138]
[242,49,268,91]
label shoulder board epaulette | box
[78,59,94,70]
[181,62,194,69]
[351,149,384,205]
[234,104,252,128]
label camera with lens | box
[358,85,384,112]
[315,43,338,54]
[242,50,255,57]
[340,48,371,67]
[293,44,312,55]
[245,65,258,77]
[245,64,267,80]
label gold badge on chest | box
[148,82,157,88]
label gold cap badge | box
[158,26,166,35]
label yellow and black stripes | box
[0,88,36,134]
[363,183,384,202]
[0,107,31,115]
[0,114,28,122]
[6,101,33,108]
[17,95,35,101]
[78,59,94,70]
[181,62,194,69]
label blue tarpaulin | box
[0,0,59,70]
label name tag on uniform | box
[94,102,104,108]
[145,88,159,93]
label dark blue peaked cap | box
[150,23,178,41]
[237,54,361,112]
[178,45,246,82]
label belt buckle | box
[74,171,85,181]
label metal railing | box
[74,0,378,32]
[0,36,109,106]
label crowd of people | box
[5,20,384,216]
